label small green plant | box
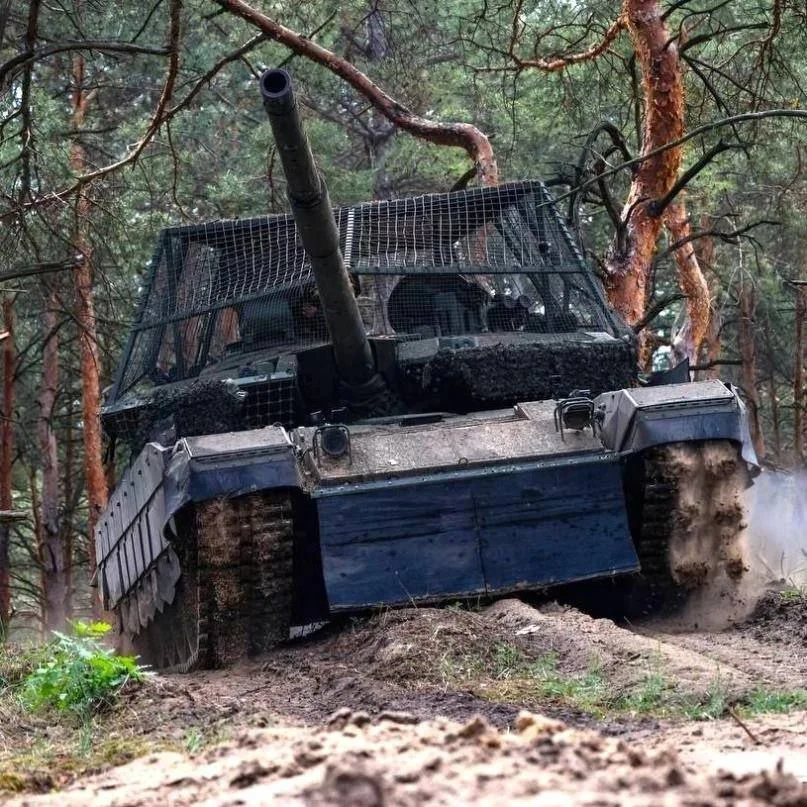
[492,643,525,679]
[20,621,149,719]
[741,688,807,715]
[184,727,204,754]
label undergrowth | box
[16,621,150,720]
[1,621,150,727]
[446,641,807,721]
[0,622,153,794]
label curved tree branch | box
[213,0,498,185]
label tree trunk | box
[605,0,709,358]
[763,317,781,458]
[664,200,711,363]
[70,49,108,614]
[0,298,14,634]
[693,218,721,380]
[61,395,75,621]
[38,284,67,632]
[795,284,805,464]
[737,279,765,459]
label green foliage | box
[740,689,807,715]
[20,622,149,719]
[526,653,611,712]
[615,668,673,715]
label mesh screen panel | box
[112,181,616,400]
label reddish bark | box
[214,0,498,185]
[70,50,108,612]
[504,7,624,72]
[664,201,710,364]
[0,299,14,633]
[692,219,721,380]
[737,279,765,459]
[38,286,67,632]
[606,0,686,327]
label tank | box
[96,69,758,670]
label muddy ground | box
[3,588,807,805]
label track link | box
[126,490,294,671]
[628,439,749,612]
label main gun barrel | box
[260,68,375,387]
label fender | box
[594,380,759,468]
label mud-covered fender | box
[593,380,758,468]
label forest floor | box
[2,586,807,805]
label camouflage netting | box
[117,378,247,450]
[410,339,636,407]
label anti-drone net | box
[111,180,617,401]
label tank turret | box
[260,67,375,388]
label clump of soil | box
[10,710,807,806]
[324,607,517,682]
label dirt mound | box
[11,710,806,806]
[737,590,807,645]
[322,607,516,682]
[487,598,753,696]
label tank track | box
[127,490,294,671]
[627,439,749,613]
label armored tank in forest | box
[96,69,758,670]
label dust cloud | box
[746,469,807,588]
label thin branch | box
[214,0,498,184]
[127,0,182,165]
[548,109,807,214]
[0,40,171,89]
[649,140,739,216]
[632,293,687,333]
[653,219,778,266]
[480,13,625,73]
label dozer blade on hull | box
[314,454,638,610]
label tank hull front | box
[95,381,755,669]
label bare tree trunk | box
[70,49,108,614]
[38,284,67,632]
[0,298,14,633]
[737,278,765,459]
[795,284,805,464]
[664,200,711,363]
[767,374,781,458]
[693,218,721,380]
[763,317,781,458]
[605,0,709,357]
[61,395,75,621]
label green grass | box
[0,621,156,794]
[440,642,807,722]
[779,586,806,603]
[739,688,807,715]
